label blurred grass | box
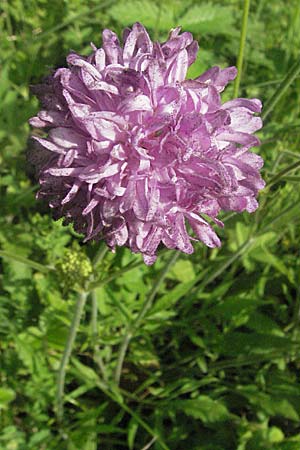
[1,1,300,449]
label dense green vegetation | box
[1,1,300,449]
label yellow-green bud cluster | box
[56,246,92,290]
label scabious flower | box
[29,22,265,264]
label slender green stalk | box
[198,238,253,290]
[2,0,15,50]
[88,260,145,290]
[266,159,300,188]
[32,0,116,41]
[89,248,169,291]
[93,242,108,267]
[114,251,180,385]
[141,436,158,450]
[10,184,39,205]
[258,199,299,233]
[91,290,108,381]
[91,289,98,339]
[90,245,109,379]
[233,0,251,97]
[0,250,53,273]
[56,291,88,422]
[262,57,300,121]
[95,381,170,450]
[210,349,298,371]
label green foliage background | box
[1,0,300,449]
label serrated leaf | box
[179,3,236,36]
[174,396,230,423]
[238,387,299,421]
[108,0,174,31]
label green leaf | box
[174,396,230,423]
[108,0,174,30]
[127,418,138,450]
[28,430,51,446]
[238,386,299,421]
[71,358,101,384]
[246,312,284,336]
[170,259,195,283]
[0,249,51,274]
[0,388,16,408]
[187,48,217,79]
[180,3,236,35]
[250,246,288,274]
[268,426,284,444]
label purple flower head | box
[29,23,265,264]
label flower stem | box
[56,291,88,422]
[114,251,180,385]
[262,57,300,121]
[233,0,251,98]
[266,159,300,188]
[95,381,170,450]
[0,250,54,273]
[89,248,169,291]
[89,244,109,380]
[91,290,108,381]
[93,242,108,266]
[91,289,98,339]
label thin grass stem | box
[233,0,251,97]
[88,259,144,290]
[32,0,116,41]
[114,251,180,385]
[95,381,170,450]
[90,245,109,380]
[56,291,88,422]
[266,159,300,188]
[90,290,108,381]
[262,57,300,121]
[0,250,54,273]
[92,243,108,266]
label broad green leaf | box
[180,3,236,35]
[246,312,284,336]
[220,332,293,356]
[174,396,230,423]
[0,388,16,408]
[238,386,299,421]
[108,0,174,30]
[170,259,195,283]
[268,427,284,443]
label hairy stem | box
[56,291,88,422]
[93,242,109,267]
[91,290,108,381]
[233,0,251,97]
[91,289,98,340]
[114,251,180,385]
